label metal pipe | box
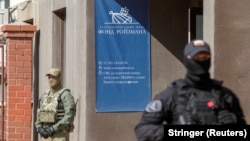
[0,44,4,141]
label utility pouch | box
[37,110,57,123]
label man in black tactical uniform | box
[134,40,246,141]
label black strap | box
[57,88,70,109]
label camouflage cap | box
[46,68,61,77]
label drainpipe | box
[0,33,6,141]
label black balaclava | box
[183,40,212,89]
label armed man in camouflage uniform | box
[35,68,76,141]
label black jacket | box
[134,79,246,141]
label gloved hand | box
[44,126,55,137]
[218,110,237,124]
[37,127,48,138]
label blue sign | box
[95,0,150,112]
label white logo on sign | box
[107,7,138,24]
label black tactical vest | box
[172,79,226,125]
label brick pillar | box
[1,24,36,141]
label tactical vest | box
[37,88,69,123]
[172,79,226,125]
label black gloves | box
[218,110,237,124]
[37,126,55,138]
[45,126,55,137]
[37,127,48,138]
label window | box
[189,7,203,41]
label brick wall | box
[1,24,36,141]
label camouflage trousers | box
[40,129,69,141]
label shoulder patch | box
[145,100,163,112]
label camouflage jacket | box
[35,88,76,132]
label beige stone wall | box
[213,0,250,124]
[22,0,190,140]
[9,0,34,24]
[14,0,250,141]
